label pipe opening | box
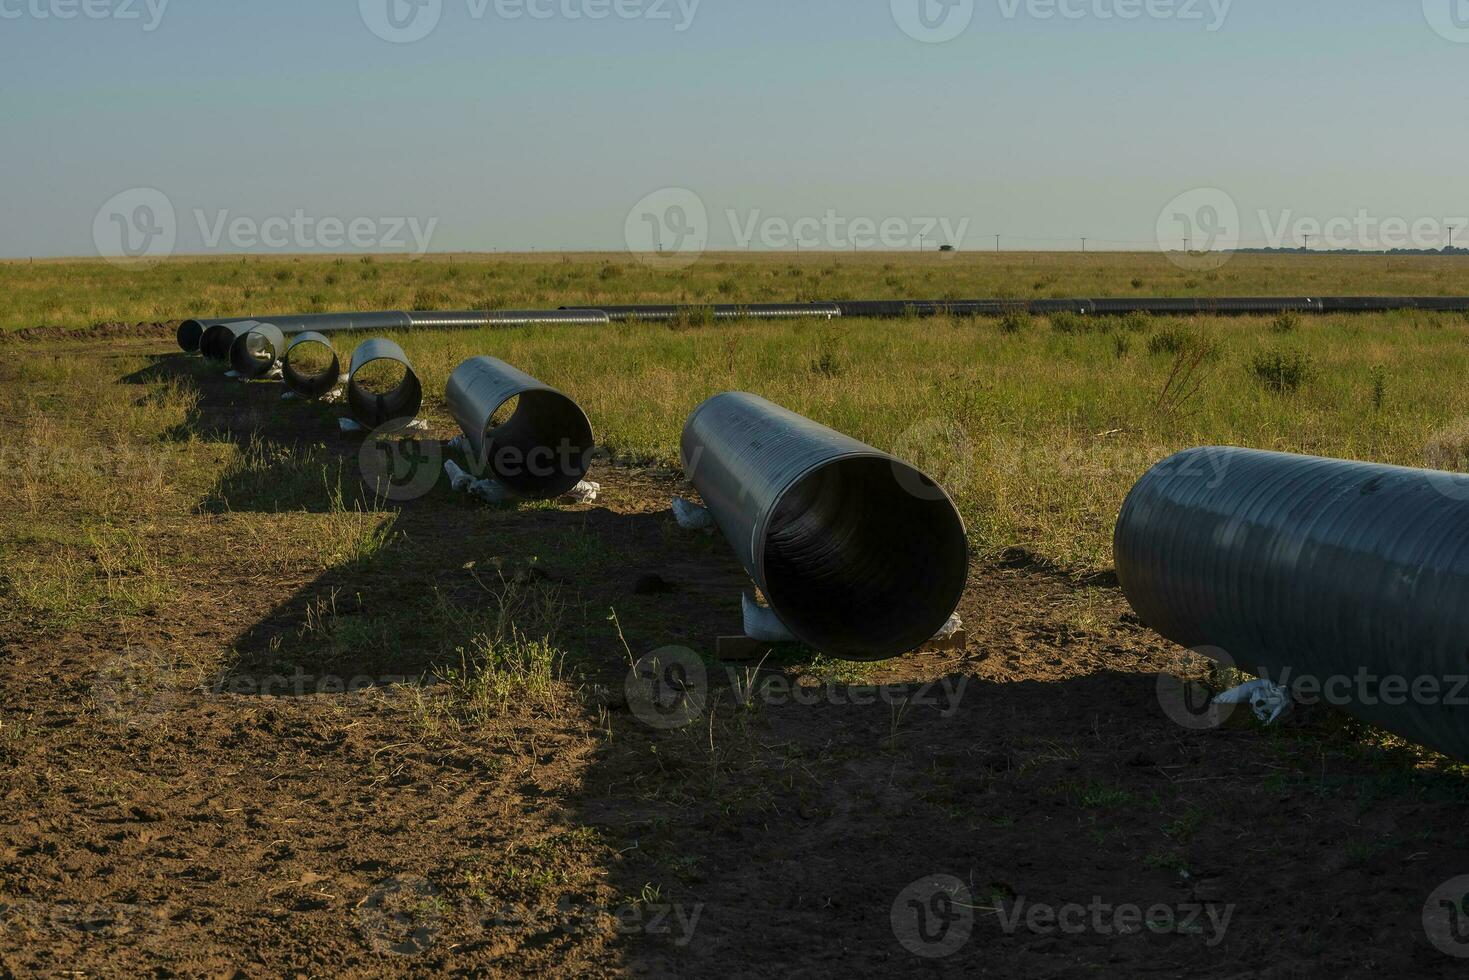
[201,322,251,360]
[478,391,595,499]
[762,456,968,661]
[229,326,284,379]
[348,354,422,428]
[178,319,205,353]
[282,337,341,399]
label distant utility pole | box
[1303,234,1312,252]
[1081,237,1088,253]
[995,234,1000,253]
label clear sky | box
[3,1,1466,258]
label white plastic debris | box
[281,390,301,401]
[447,434,470,455]
[266,362,283,380]
[338,417,367,434]
[673,497,716,531]
[322,386,346,404]
[742,593,798,643]
[340,417,428,435]
[565,481,601,504]
[443,460,476,493]
[1214,679,1294,725]
[224,370,241,379]
[932,613,963,641]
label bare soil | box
[3,340,1468,977]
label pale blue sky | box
[2,1,1466,257]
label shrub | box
[1148,327,1195,356]
[998,310,1031,334]
[1251,348,1315,393]
[1425,420,1469,472]
[1120,311,1151,333]
[1271,312,1299,334]
[1050,311,1091,334]
[1113,333,1131,359]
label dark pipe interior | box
[763,456,968,661]
[347,358,423,429]
[178,320,205,352]
[282,340,342,399]
[229,331,280,378]
[480,390,595,499]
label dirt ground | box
[4,339,1469,977]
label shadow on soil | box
[125,352,1469,977]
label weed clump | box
[1271,312,1300,334]
[1251,348,1315,393]
[998,310,1031,334]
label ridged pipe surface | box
[1115,447,1469,760]
[282,332,342,399]
[228,323,287,379]
[445,357,595,499]
[346,338,423,428]
[681,393,968,661]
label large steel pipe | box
[228,322,287,379]
[681,393,968,661]
[282,332,343,399]
[201,320,259,361]
[346,339,423,428]
[1115,447,1469,760]
[445,357,595,499]
[178,309,612,351]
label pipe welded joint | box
[1115,447,1469,760]
[445,356,595,499]
[681,392,968,661]
[346,338,423,429]
[282,332,343,399]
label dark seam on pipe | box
[282,331,342,399]
[346,338,423,429]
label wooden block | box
[916,629,969,655]
[716,636,773,662]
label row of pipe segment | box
[191,315,970,661]
[177,295,1469,353]
[190,303,1469,761]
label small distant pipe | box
[445,356,595,499]
[228,322,287,379]
[282,332,343,399]
[346,338,423,428]
[681,393,968,661]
